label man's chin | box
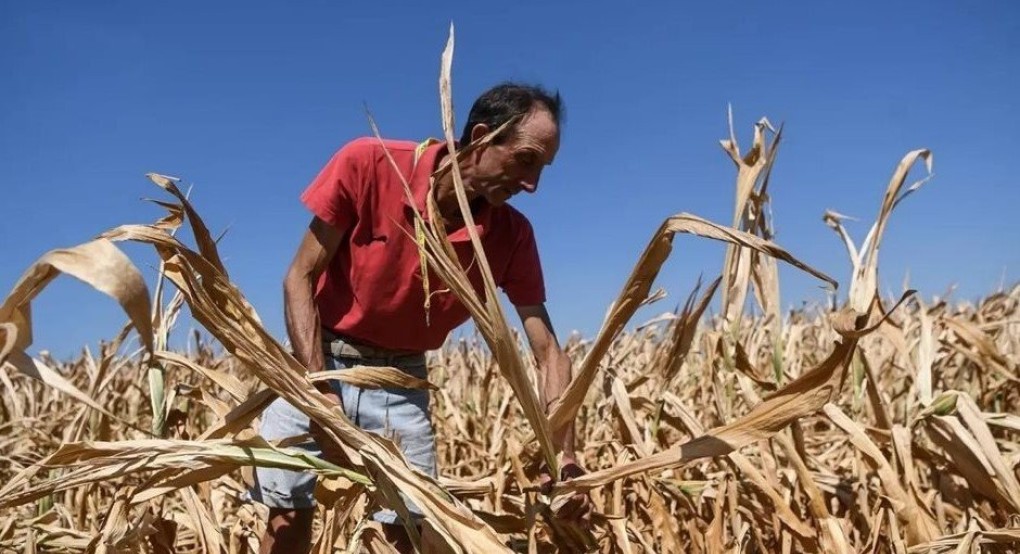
[485,194,510,207]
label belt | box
[321,330,427,365]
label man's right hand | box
[309,388,349,465]
[285,216,347,464]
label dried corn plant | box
[2,25,1019,554]
[717,108,783,329]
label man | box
[250,83,587,553]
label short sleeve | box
[299,141,370,230]
[501,217,547,306]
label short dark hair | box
[459,82,564,146]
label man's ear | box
[470,123,491,144]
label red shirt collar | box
[405,140,492,243]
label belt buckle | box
[326,332,422,363]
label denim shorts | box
[248,345,436,524]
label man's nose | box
[519,170,542,193]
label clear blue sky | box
[2,1,1018,357]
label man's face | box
[469,106,560,207]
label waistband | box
[321,330,427,365]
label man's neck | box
[432,151,482,229]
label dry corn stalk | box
[718,109,783,327]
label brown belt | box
[321,329,426,365]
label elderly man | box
[250,82,586,553]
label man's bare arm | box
[516,303,577,462]
[284,216,343,393]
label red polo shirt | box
[300,137,546,352]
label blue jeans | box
[249,347,436,524]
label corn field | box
[1,28,1018,553]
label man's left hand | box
[540,458,593,525]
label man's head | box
[458,82,564,207]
